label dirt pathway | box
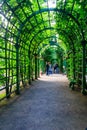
[0,74,87,130]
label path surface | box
[0,74,87,130]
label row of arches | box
[0,0,87,100]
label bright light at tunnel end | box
[48,0,56,8]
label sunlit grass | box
[0,92,6,99]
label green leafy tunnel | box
[0,0,87,100]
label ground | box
[0,74,87,130]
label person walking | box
[46,62,49,75]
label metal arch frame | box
[19,18,78,53]
[31,29,73,54]
[27,17,80,50]
[3,0,36,37]
[16,7,83,53]
[31,32,62,52]
[29,36,53,55]
[19,19,55,46]
[1,2,85,45]
[21,8,80,27]
[29,27,54,47]
[19,18,55,38]
[1,3,84,45]
[30,27,77,53]
[17,8,84,40]
[1,3,80,57]
[29,25,78,49]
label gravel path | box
[0,74,87,130]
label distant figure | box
[46,62,49,75]
[54,64,56,73]
[54,63,59,74]
[48,63,52,74]
[56,64,59,73]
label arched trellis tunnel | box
[0,0,87,100]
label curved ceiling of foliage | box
[0,0,87,54]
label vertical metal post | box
[72,42,75,80]
[5,27,11,98]
[38,57,40,77]
[5,38,10,98]
[35,54,38,79]
[15,41,20,94]
[73,52,75,80]
[28,47,31,84]
[81,40,87,94]
[60,55,63,73]
[71,50,76,90]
